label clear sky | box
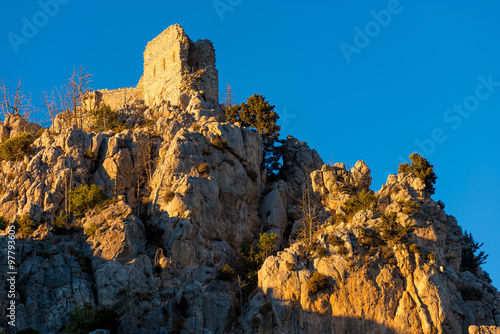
[1,1,499,284]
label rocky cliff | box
[0,25,499,334]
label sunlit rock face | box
[0,24,499,334]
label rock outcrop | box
[0,24,499,334]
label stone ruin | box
[84,24,218,110]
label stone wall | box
[137,24,218,107]
[83,88,143,111]
[82,24,218,114]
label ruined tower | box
[137,24,218,107]
[86,24,218,110]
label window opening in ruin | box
[163,59,166,70]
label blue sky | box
[1,1,499,284]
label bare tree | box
[69,66,93,129]
[221,83,236,109]
[46,66,93,129]
[0,79,32,118]
[41,89,60,125]
[296,181,321,251]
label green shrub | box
[211,138,228,150]
[316,246,328,258]
[0,133,34,161]
[90,104,119,132]
[341,189,377,221]
[436,200,445,209]
[84,223,98,238]
[258,231,277,258]
[375,212,414,245]
[327,235,344,247]
[52,211,69,235]
[397,200,420,215]
[66,303,119,334]
[398,153,437,195]
[69,184,108,215]
[307,272,330,295]
[358,228,383,249]
[197,162,210,177]
[337,245,348,256]
[217,264,235,281]
[0,216,9,230]
[224,94,283,176]
[461,230,488,275]
[15,214,36,239]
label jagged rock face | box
[0,114,42,142]
[1,25,500,334]
[311,160,372,212]
[253,173,500,334]
[149,120,264,268]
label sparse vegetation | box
[341,189,377,221]
[258,231,277,258]
[375,212,414,245]
[0,216,9,230]
[197,162,210,177]
[307,272,330,295]
[241,232,278,290]
[15,214,36,239]
[296,182,321,255]
[90,103,119,132]
[436,200,445,209]
[211,137,227,150]
[0,132,34,161]
[52,211,69,235]
[84,223,98,238]
[461,230,488,276]
[397,200,420,215]
[398,153,437,195]
[217,264,235,281]
[327,235,344,247]
[65,303,119,334]
[69,184,108,215]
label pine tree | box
[398,153,437,195]
[223,93,283,175]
